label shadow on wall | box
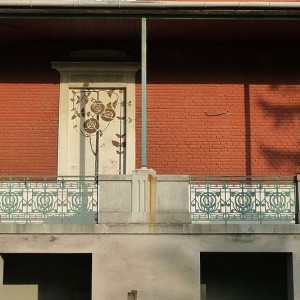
[258,93,300,170]
[258,98,300,127]
[260,147,300,169]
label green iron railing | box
[0,176,98,224]
[190,175,296,223]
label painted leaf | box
[128,101,132,106]
[70,98,75,102]
[116,133,126,138]
[107,90,114,98]
[72,90,76,95]
[113,100,118,108]
[121,142,126,147]
[81,108,85,117]
[128,117,132,123]
[71,115,77,120]
[107,102,112,109]
[117,150,124,154]
[112,140,120,147]
[117,116,125,120]
[73,125,77,129]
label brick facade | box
[0,44,299,176]
[136,46,300,175]
[0,46,59,175]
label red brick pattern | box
[136,69,300,176]
[0,46,299,176]
[0,76,59,175]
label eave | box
[1,1,300,19]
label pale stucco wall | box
[0,224,299,300]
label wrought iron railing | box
[0,176,98,224]
[190,176,296,223]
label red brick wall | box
[136,46,300,176]
[0,47,60,175]
[0,44,299,176]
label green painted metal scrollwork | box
[0,191,22,214]
[0,177,98,224]
[33,191,58,214]
[190,176,296,223]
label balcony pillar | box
[131,168,156,223]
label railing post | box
[296,175,300,224]
[131,169,156,223]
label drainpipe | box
[1,1,300,9]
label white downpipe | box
[1,0,300,9]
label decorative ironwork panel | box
[190,176,296,223]
[0,177,98,224]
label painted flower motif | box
[90,101,105,115]
[83,118,100,134]
[101,108,116,122]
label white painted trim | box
[52,62,140,176]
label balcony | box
[0,173,298,225]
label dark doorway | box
[201,252,292,300]
[1,253,92,300]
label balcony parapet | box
[0,173,298,225]
[0,175,98,224]
[0,172,191,225]
[99,170,190,224]
[190,175,297,224]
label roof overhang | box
[1,1,300,19]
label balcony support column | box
[141,17,147,168]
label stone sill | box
[0,223,300,235]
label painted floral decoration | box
[70,89,126,158]
[91,101,105,115]
[70,89,119,135]
[83,118,100,134]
